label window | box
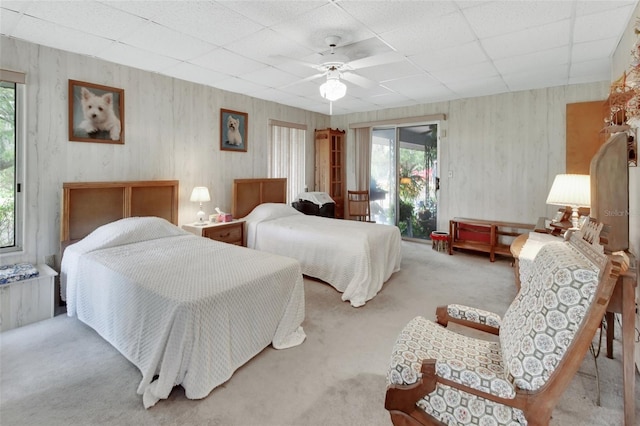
[268,120,306,204]
[0,70,25,253]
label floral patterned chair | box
[385,226,626,426]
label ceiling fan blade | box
[271,54,319,69]
[279,72,325,89]
[347,51,405,70]
[341,72,377,89]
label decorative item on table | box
[190,186,211,225]
[214,207,232,222]
[545,174,590,230]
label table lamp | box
[545,174,591,229]
[190,186,210,225]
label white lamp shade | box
[319,78,347,101]
[190,186,211,203]
[545,174,591,207]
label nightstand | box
[182,220,245,246]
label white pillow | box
[243,203,302,223]
[73,216,187,253]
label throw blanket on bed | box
[244,203,402,307]
[61,217,306,408]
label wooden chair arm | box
[435,305,500,335]
[385,359,437,414]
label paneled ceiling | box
[1,0,638,115]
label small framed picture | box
[220,108,247,152]
[69,80,124,144]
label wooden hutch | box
[314,128,345,218]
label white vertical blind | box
[269,121,307,204]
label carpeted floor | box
[1,241,637,425]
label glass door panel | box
[370,128,396,225]
[371,124,439,241]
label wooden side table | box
[182,220,245,246]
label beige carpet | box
[1,241,637,425]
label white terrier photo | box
[226,115,243,146]
[77,87,121,140]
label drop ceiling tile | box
[100,0,182,21]
[463,1,574,39]
[430,62,500,84]
[572,37,619,63]
[446,75,510,98]
[190,48,267,76]
[11,15,115,57]
[223,29,315,65]
[1,1,32,14]
[493,46,569,76]
[120,22,216,61]
[576,0,636,16]
[239,66,301,88]
[380,11,476,56]
[409,41,489,72]
[269,3,374,51]
[99,42,182,73]
[337,1,457,34]
[220,1,325,27]
[482,20,571,60]
[163,62,230,87]
[503,64,570,92]
[152,1,264,46]
[20,0,148,40]
[570,57,611,80]
[355,61,421,85]
[0,7,22,36]
[573,5,637,43]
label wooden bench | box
[449,217,534,262]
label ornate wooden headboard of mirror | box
[61,180,179,252]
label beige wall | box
[331,83,608,232]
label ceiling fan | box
[278,35,404,103]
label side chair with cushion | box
[384,224,627,426]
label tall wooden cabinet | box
[315,128,345,218]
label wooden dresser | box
[314,128,345,218]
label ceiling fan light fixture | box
[319,77,347,101]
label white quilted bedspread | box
[244,204,402,307]
[61,217,306,408]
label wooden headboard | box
[61,180,179,249]
[232,178,286,218]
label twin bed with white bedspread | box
[61,217,306,408]
[243,203,402,307]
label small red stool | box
[430,231,449,253]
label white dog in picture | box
[77,87,121,140]
[226,115,243,146]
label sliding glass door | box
[371,123,439,241]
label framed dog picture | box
[220,108,247,152]
[69,80,124,144]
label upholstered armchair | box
[385,229,625,426]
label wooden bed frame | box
[232,178,286,218]
[61,180,179,251]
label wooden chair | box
[348,190,372,222]
[385,224,627,426]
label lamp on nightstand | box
[190,186,210,226]
[545,174,591,230]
